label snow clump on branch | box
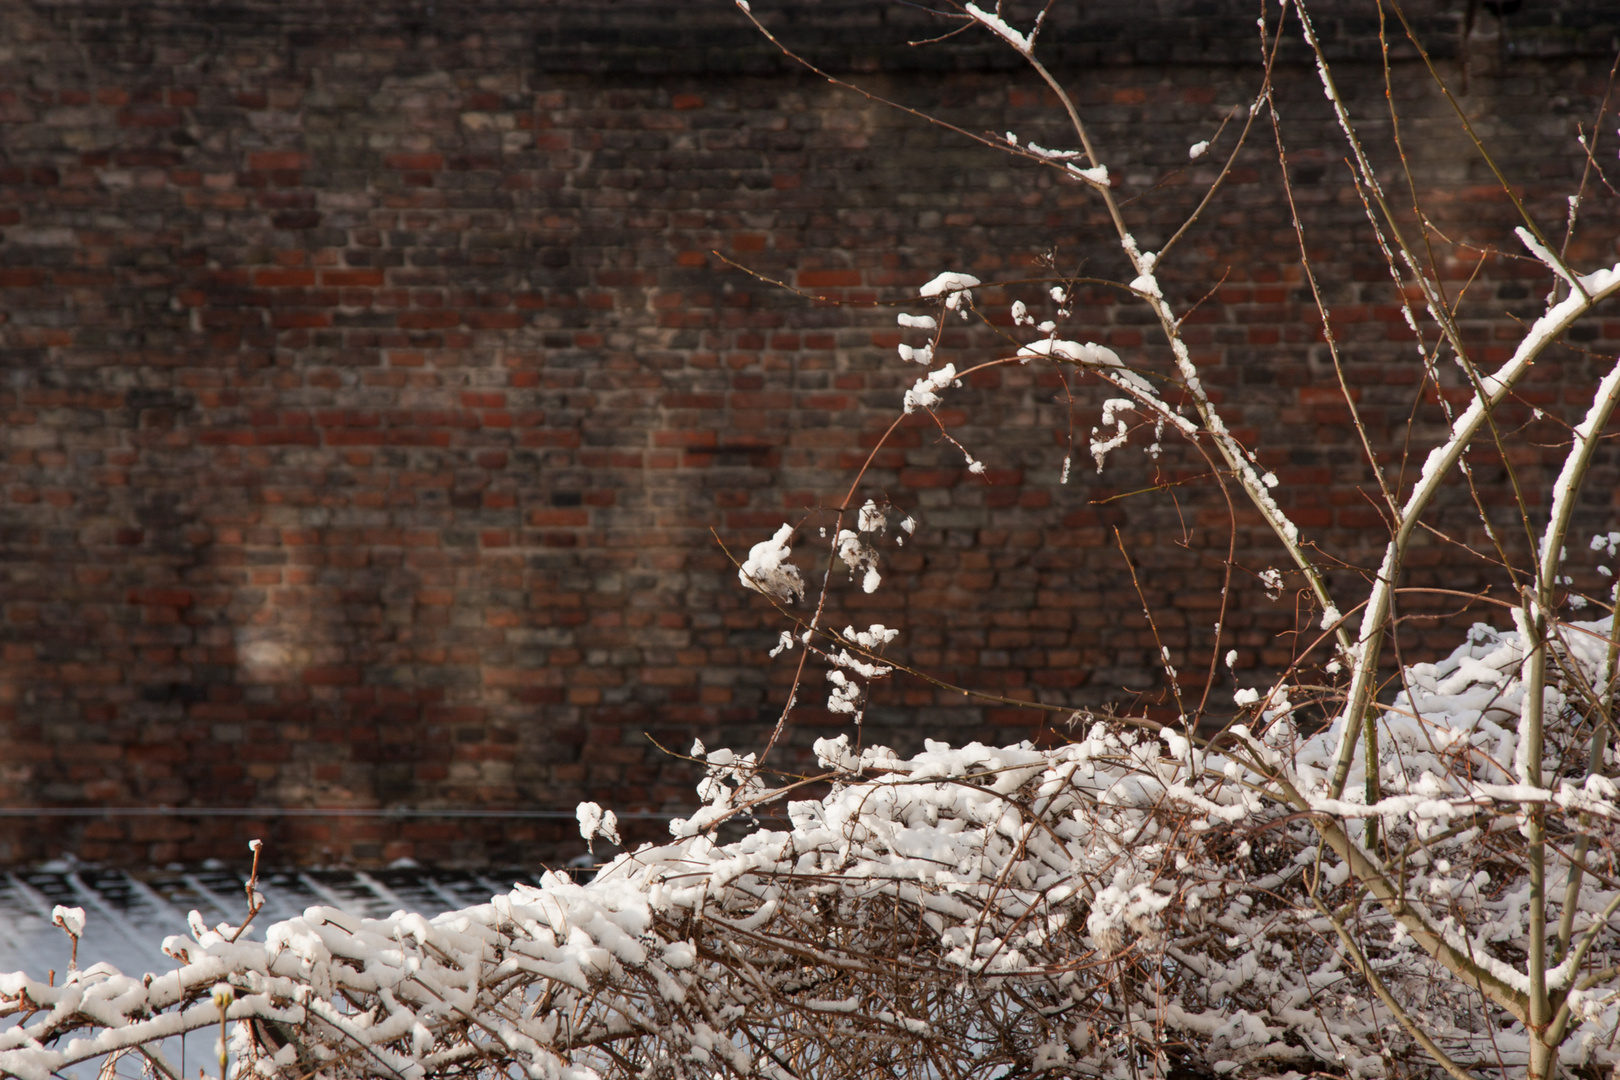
[737,523,803,603]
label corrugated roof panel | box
[0,867,535,1078]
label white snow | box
[1023,141,1083,161]
[1515,225,1578,286]
[51,906,85,939]
[903,363,957,413]
[918,272,979,311]
[1017,338,1121,368]
[576,802,621,848]
[963,3,1031,54]
[1259,568,1283,599]
[1066,163,1110,187]
[737,523,804,603]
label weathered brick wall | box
[2,0,1618,865]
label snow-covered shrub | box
[6,3,1620,1079]
[7,639,1620,1080]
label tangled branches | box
[6,623,1620,1080]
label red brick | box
[303,666,361,686]
[399,311,459,329]
[118,106,181,127]
[464,310,525,329]
[528,509,588,527]
[253,268,316,287]
[320,269,385,286]
[273,311,332,328]
[798,269,862,287]
[383,152,444,170]
[247,151,310,170]
[127,588,193,607]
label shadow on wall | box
[0,431,595,865]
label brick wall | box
[2,0,1619,866]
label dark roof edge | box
[24,0,1620,74]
